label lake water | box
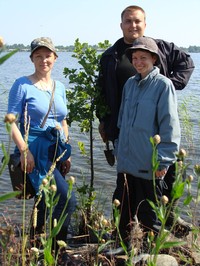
[0,52,200,224]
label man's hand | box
[98,122,107,142]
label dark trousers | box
[162,163,176,202]
[112,173,163,241]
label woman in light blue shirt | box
[113,37,180,245]
[7,37,76,254]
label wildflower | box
[94,220,100,230]
[177,160,183,169]
[4,113,16,123]
[194,164,200,175]
[153,134,161,145]
[53,218,57,228]
[31,247,39,255]
[178,148,187,161]
[9,247,14,253]
[102,218,108,227]
[42,178,48,186]
[149,231,154,237]
[50,184,57,192]
[187,175,194,182]
[161,195,169,205]
[57,240,67,248]
[0,36,4,48]
[69,175,75,184]
[33,207,37,228]
[113,199,120,207]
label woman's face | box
[31,47,57,74]
[131,50,157,78]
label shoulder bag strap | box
[40,80,56,128]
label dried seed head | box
[179,148,187,158]
[0,36,4,48]
[4,113,16,124]
[153,134,161,145]
[9,247,14,253]
[161,195,169,205]
[178,160,183,168]
[69,175,75,184]
[113,199,120,207]
[187,175,194,182]
[149,231,154,237]
[194,164,200,175]
[50,184,57,192]
[33,207,37,228]
[57,240,67,248]
[102,218,108,227]
[42,178,48,186]
[53,218,57,228]
[31,247,39,255]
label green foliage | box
[178,97,194,145]
[0,191,21,201]
[63,39,111,225]
[63,38,110,131]
[0,49,18,65]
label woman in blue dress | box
[7,37,76,253]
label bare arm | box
[60,119,71,176]
[11,122,35,173]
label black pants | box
[162,163,176,202]
[112,173,163,241]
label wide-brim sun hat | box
[30,37,58,57]
[126,36,160,64]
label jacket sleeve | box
[157,79,181,169]
[155,39,195,90]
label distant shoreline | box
[3,44,200,53]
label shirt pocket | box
[133,100,157,131]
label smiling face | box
[31,47,57,75]
[131,50,157,78]
[120,9,146,44]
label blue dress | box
[8,76,71,192]
[7,76,76,230]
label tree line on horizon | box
[3,43,200,53]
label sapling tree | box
[63,38,110,222]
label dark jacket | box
[97,37,195,142]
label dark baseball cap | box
[126,36,160,64]
[30,37,58,57]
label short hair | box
[121,5,146,21]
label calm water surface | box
[0,52,199,223]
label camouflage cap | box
[30,37,58,57]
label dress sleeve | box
[7,78,26,120]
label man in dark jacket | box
[96,5,195,245]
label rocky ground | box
[56,225,200,266]
[1,218,200,265]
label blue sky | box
[1,0,200,47]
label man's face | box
[120,9,146,44]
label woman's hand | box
[20,149,35,174]
[155,168,167,179]
[60,157,71,176]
